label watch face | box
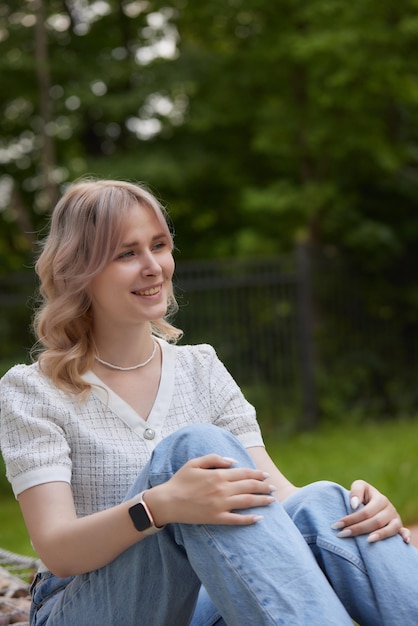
[129,502,152,531]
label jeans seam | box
[316,536,367,574]
[47,575,91,622]
[199,525,278,626]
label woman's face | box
[88,204,175,331]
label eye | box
[117,250,135,260]
[152,241,167,251]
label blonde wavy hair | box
[33,179,182,396]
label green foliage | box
[2,0,418,263]
[145,0,418,264]
[0,273,36,362]
[1,0,418,424]
[310,253,418,421]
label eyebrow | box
[119,232,170,248]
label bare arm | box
[247,446,298,501]
[18,482,146,577]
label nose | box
[141,250,161,276]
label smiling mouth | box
[132,286,161,296]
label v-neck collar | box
[82,338,176,438]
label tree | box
[2,0,418,415]
[146,0,418,263]
[2,0,418,266]
[0,0,183,269]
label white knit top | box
[0,339,263,517]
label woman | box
[1,179,417,626]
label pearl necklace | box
[95,340,157,371]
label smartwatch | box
[128,491,164,535]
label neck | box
[95,338,157,371]
[93,327,156,370]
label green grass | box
[1,418,417,557]
[0,496,35,556]
[265,417,418,525]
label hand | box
[333,479,411,544]
[147,454,276,527]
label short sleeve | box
[195,344,264,448]
[0,364,72,497]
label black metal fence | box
[174,252,313,430]
[1,249,418,430]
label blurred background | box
[1,0,418,554]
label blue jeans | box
[30,424,418,625]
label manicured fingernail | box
[269,484,277,492]
[405,535,411,544]
[367,533,379,543]
[262,472,271,479]
[253,515,264,522]
[331,521,345,530]
[337,529,352,538]
[223,457,238,464]
[351,496,359,510]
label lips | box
[132,286,161,296]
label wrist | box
[128,490,165,535]
[142,485,170,528]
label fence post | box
[296,239,318,429]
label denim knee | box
[165,423,240,449]
[283,480,352,537]
[148,424,255,479]
[297,480,349,503]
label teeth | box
[136,286,160,296]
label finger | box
[190,453,240,469]
[218,511,265,526]
[335,514,402,539]
[219,467,273,486]
[349,479,369,507]
[219,494,277,524]
[336,490,392,529]
[367,518,403,543]
[226,477,277,497]
[399,527,411,544]
[334,503,382,530]
[227,492,277,512]
[341,504,386,526]
[333,498,396,533]
[192,455,270,484]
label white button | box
[144,428,155,440]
